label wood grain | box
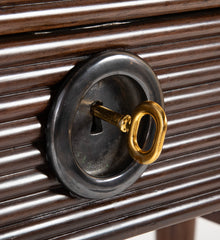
[0,2,219,240]
[0,0,220,35]
[157,219,195,240]
[0,89,50,122]
[0,169,219,239]
[23,191,220,240]
[0,9,219,68]
[0,36,219,95]
[0,145,44,176]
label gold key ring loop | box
[91,100,167,165]
[128,101,167,165]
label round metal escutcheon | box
[47,51,164,199]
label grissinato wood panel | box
[161,125,220,160]
[0,174,219,240]
[1,124,220,202]
[0,0,220,35]
[2,79,220,123]
[0,9,219,68]
[0,117,42,150]
[52,191,220,240]
[0,36,219,95]
[1,0,61,4]
[0,168,59,202]
[0,145,44,176]
[1,143,219,196]
[0,89,51,123]
[137,146,220,188]
[0,169,219,229]
[0,4,220,240]
[164,81,220,113]
[166,104,220,136]
[0,144,219,201]
[1,101,220,155]
[157,58,220,91]
[0,148,219,232]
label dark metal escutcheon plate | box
[47,51,164,199]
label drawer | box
[0,1,220,239]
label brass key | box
[91,101,167,165]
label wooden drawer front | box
[0,3,220,240]
[1,0,220,35]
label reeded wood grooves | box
[0,0,220,35]
[0,9,220,68]
[0,5,220,240]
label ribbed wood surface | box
[0,0,220,35]
[0,5,220,240]
[1,9,220,68]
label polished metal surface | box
[91,101,167,164]
[91,103,132,133]
[47,51,164,199]
[128,101,167,164]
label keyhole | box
[91,115,103,135]
[90,101,103,135]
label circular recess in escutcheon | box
[47,51,164,199]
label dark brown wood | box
[0,59,78,95]
[161,125,220,160]
[22,191,220,240]
[0,9,219,68]
[137,35,220,69]
[137,147,220,189]
[157,219,195,240]
[1,0,61,4]
[0,0,220,35]
[1,74,219,125]
[0,167,58,202]
[0,142,219,201]
[0,117,42,150]
[0,106,219,178]
[0,170,219,239]
[164,81,220,114]
[1,143,220,203]
[0,2,220,240]
[0,145,44,176]
[157,58,220,91]
[0,100,219,159]
[167,104,220,136]
[0,89,50,123]
[203,211,220,224]
[0,171,217,229]
[1,36,219,95]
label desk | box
[0,1,219,239]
